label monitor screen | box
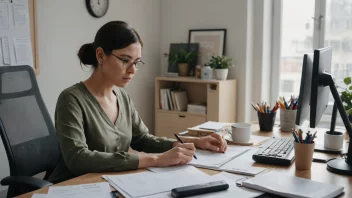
[310,47,332,128]
[295,54,314,126]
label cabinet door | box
[155,112,206,138]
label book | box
[242,171,344,198]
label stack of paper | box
[198,121,227,131]
[186,146,266,176]
[103,166,220,198]
[138,171,263,198]
[242,171,344,198]
[219,148,266,175]
[187,103,206,114]
[189,145,250,169]
[148,146,266,176]
[31,182,112,198]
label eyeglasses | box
[109,53,145,70]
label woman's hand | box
[155,143,196,167]
[195,133,227,153]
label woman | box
[48,21,227,183]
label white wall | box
[0,0,161,192]
[160,0,254,122]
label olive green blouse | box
[48,82,175,183]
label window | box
[275,0,315,99]
[281,80,294,93]
[272,0,352,126]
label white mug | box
[324,131,344,150]
[231,123,251,143]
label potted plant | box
[341,76,352,123]
[167,49,197,76]
[205,54,233,80]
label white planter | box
[215,69,228,80]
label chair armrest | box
[1,176,53,189]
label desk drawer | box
[155,111,206,139]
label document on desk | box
[189,145,250,169]
[219,148,267,176]
[47,182,111,198]
[140,171,263,198]
[103,166,219,198]
[242,171,344,198]
[148,165,193,173]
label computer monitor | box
[295,54,314,127]
[310,47,332,128]
[308,46,352,175]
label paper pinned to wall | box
[12,0,27,5]
[1,36,10,64]
[0,0,33,67]
[13,37,31,65]
[0,3,9,30]
[12,3,28,27]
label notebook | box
[242,171,344,198]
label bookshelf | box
[155,77,237,138]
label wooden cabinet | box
[155,77,237,138]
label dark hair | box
[77,21,143,68]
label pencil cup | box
[294,142,315,170]
[257,111,276,132]
[280,109,297,132]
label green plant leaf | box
[349,86,352,90]
[344,77,351,85]
[347,108,352,116]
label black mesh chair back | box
[0,65,60,196]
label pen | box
[291,129,300,143]
[173,134,198,160]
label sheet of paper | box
[250,135,271,145]
[141,172,263,198]
[31,194,47,198]
[1,37,10,64]
[103,166,218,198]
[219,149,267,176]
[0,3,9,30]
[198,121,228,131]
[148,165,193,173]
[47,182,111,198]
[12,3,28,27]
[189,145,250,169]
[243,171,344,198]
[217,171,247,183]
[13,37,31,65]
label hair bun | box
[77,43,97,66]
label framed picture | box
[188,29,226,66]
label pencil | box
[250,102,258,111]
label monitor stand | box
[321,72,352,175]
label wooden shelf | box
[156,109,207,117]
[155,76,237,138]
[155,76,233,84]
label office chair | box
[0,66,60,197]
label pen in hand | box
[173,133,198,160]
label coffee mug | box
[231,123,251,143]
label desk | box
[17,124,352,198]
